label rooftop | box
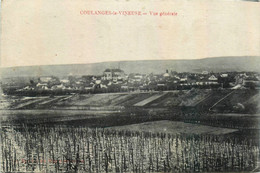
[104,68,124,73]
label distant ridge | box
[1,56,260,78]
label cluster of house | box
[17,68,260,93]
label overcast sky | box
[1,0,260,67]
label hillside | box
[1,56,259,78]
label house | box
[196,77,218,86]
[51,84,66,90]
[95,80,102,84]
[60,79,70,84]
[128,73,144,83]
[18,86,34,91]
[36,83,49,90]
[220,73,228,78]
[202,71,209,75]
[39,76,59,84]
[121,85,129,90]
[163,73,170,77]
[180,77,187,82]
[242,76,260,88]
[39,77,52,83]
[100,84,107,88]
[208,75,218,81]
[85,83,94,90]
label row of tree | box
[1,125,259,172]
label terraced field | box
[153,92,183,107]
[70,94,121,106]
[179,89,211,107]
[196,90,232,109]
[1,89,259,114]
[120,93,157,107]
[211,90,259,113]
[133,93,168,107]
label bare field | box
[108,120,238,135]
[69,94,121,106]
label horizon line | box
[1,55,259,69]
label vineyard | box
[1,125,259,173]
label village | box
[2,68,260,96]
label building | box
[128,73,144,83]
[208,75,218,81]
[220,73,228,78]
[242,76,260,88]
[39,77,53,83]
[103,69,126,81]
[163,70,170,77]
[202,71,209,75]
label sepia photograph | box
[0,0,260,172]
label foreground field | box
[1,124,259,173]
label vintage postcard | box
[0,0,260,172]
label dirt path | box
[209,90,236,111]
[134,93,167,107]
